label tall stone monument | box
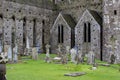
[13,43,18,63]
[45,44,51,63]
[7,46,12,62]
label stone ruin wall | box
[50,15,71,54]
[103,0,120,62]
[0,0,54,54]
[75,10,101,59]
[56,0,102,22]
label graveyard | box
[0,0,120,80]
[6,54,120,80]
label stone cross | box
[87,51,95,65]
[45,44,51,63]
[0,52,8,63]
[57,44,62,57]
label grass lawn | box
[6,54,120,80]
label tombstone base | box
[64,72,86,77]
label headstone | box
[26,37,30,49]
[76,50,83,64]
[70,48,77,64]
[45,44,51,63]
[87,51,95,65]
[66,46,70,54]
[32,48,38,60]
[105,44,113,63]
[23,48,27,55]
[53,57,61,61]
[25,37,30,55]
[60,46,67,64]
[66,46,70,61]
[100,64,110,67]
[92,67,97,70]
[0,40,3,53]
[28,48,32,55]
[4,45,9,54]
[7,46,12,62]
[13,43,18,63]
[57,44,62,57]
[110,54,115,64]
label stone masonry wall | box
[0,0,54,54]
[57,0,102,22]
[103,0,120,62]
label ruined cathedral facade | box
[0,0,120,63]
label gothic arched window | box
[58,24,64,43]
[84,22,91,43]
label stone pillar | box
[35,19,43,53]
[26,19,34,47]
[15,19,23,55]
[0,17,3,53]
[3,18,13,46]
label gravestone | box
[92,67,97,70]
[70,48,77,64]
[25,37,31,55]
[66,46,70,61]
[87,51,95,65]
[105,44,113,63]
[13,44,18,63]
[7,46,12,62]
[45,44,51,63]
[57,44,62,57]
[4,45,9,54]
[60,46,68,64]
[76,50,83,64]
[32,48,38,60]
[0,40,3,53]
[64,72,86,77]
[66,46,70,54]
[100,64,110,67]
[110,54,115,64]
[26,37,30,49]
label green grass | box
[6,54,120,80]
